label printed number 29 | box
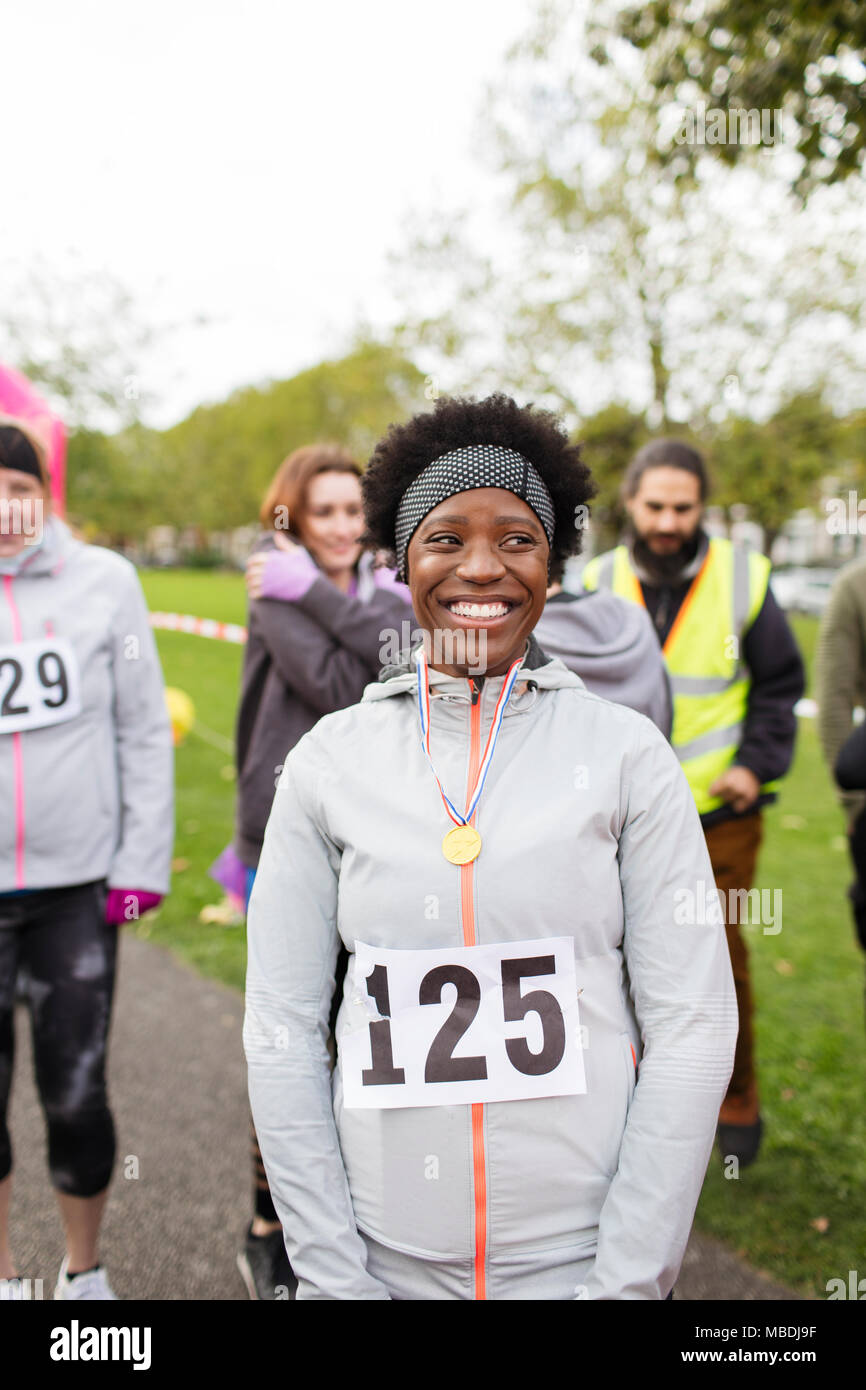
[0,652,69,717]
[360,955,565,1087]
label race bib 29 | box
[0,638,82,735]
[341,936,587,1110]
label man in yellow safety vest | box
[583,439,804,1167]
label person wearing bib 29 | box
[0,420,173,1300]
[244,394,737,1300]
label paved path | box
[8,934,800,1301]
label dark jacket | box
[835,720,866,792]
[234,542,415,867]
[816,557,866,821]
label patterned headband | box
[394,444,556,581]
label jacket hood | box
[364,630,584,706]
[537,588,653,661]
[534,589,672,735]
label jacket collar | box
[1,515,77,580]
[365,630,582,707]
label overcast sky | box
[5,0,532,426]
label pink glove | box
[105,889,163,925]
[372,565,412,602]
[258,548,320,602]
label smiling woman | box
[244,394,739,1302]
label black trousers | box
[0,879,117,1196]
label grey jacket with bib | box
[0,517,173,894]
[244,638,737,1300]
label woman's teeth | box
[447,602,511,618]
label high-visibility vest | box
[582,538,775,816]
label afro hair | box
[361,393,596,583]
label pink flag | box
[0,363,67,517]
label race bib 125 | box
[0,638,82,735]
[341,936,587,1110]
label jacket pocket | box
[334,1072,475,1260]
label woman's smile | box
[437,594,521,627]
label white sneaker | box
[54,1256,118,1301]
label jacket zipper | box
[3,575,26,887]
[463,676,486,1300]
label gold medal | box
[418,646,522,871]
[442,824,482,865]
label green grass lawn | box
[135,574,865,1298]
[136,570,247,991]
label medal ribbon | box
[416,645,523,829]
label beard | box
[631,530,701,584]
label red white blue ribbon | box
[415,645,523,829]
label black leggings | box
[0,879,117,1197]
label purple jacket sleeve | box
[287,574,416,665]
[251,597,381,717]
[259,549,320,601]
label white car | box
[770,568,838,616]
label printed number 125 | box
[361,955,565,1087]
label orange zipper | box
[463,680,486,1300]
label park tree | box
[833,408,866,493]
[53,336,426,546]
[390,0,865,545]
[2,261,153,431]
[577,394,852,558]
[574,403,649,550]
[711,391,842,552]
[611,0,866,199]
[143,339,427,541]
[2,260,164,543]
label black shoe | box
[236,1224,297,1300]
[717,1116,763,1168]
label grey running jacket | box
[0,517,173,893]
[244,639,737,1300]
